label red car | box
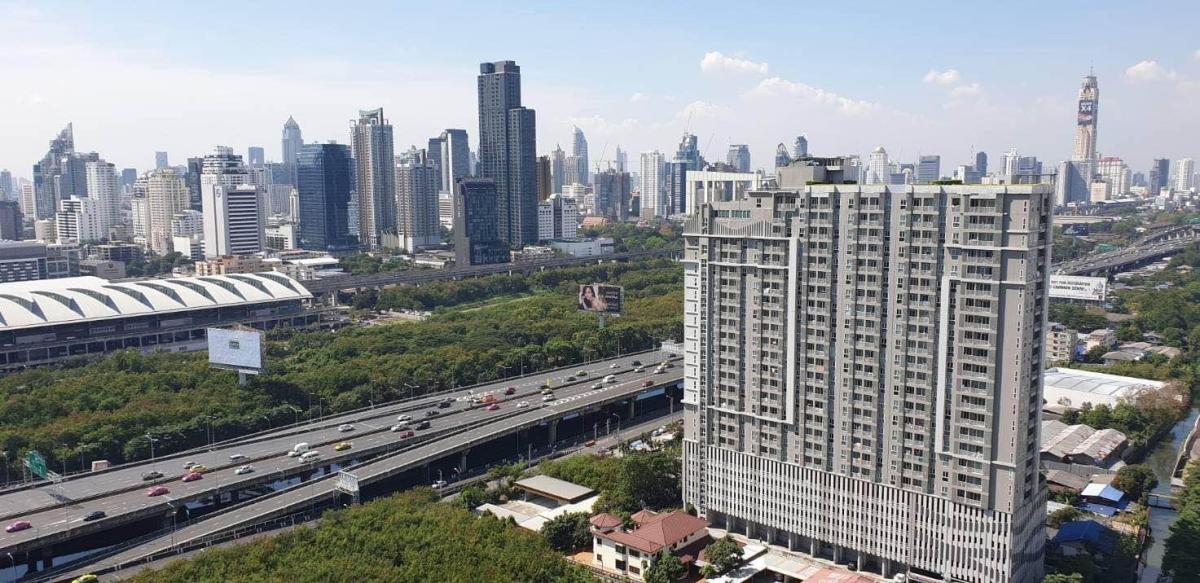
[642,380,654,387]
[399,430,415,439]
[147,486,170,497]
[486,403,500,411]
[504,386,516,395]
[181,472,203,482]
[5,521,30,533]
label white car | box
[235,465,254,475]
[391,423,408,432]
[432,480,448,489]
[337,424,355,432]
[516,401,529,408]
[634,366,644,373]
[397,414,412,422]
[542,394,555,402]
[610,363,619,369]
[229,453,247,461]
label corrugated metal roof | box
[1043,367,1165,396]
[0,273,311,332]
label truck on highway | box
[288,442,310,457]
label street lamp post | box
[146,433,158,472]
[1,452,8,487]
[610,414,621,442]
[286,406,300,426]
[261,415,272,429]
[6,551,15,581]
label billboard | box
[207,327,266,374]
[1049,275,1108,302]
[578,284,623,314]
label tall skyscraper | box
[154,151,169,170]
[144,168,190,255]
[793,135,809,159]
[550,145,566,195]
[453,178,510,266]
[0,201,22,240]
[727,145,751,173]
[350,108,397,249]
[614,146,628,173]
[571,126,589,185]
[200,146,262,258]
[282,117,303,166]
[683,181,1052,583]
[247,147,265,167]
[0,170,14,201]
[296,143,355,252]
[536,155,553,202]
[1072,73,1099,170]
[974,151,988,175]
[916,155,941,183]
[32,123,75,220]
[1175,158,1196,192]
[477,60,538,246]
[1149,158,1171,195]
[640,151,666,218]
[84,159,119,238]
[537,193,578,241]
[593,169,631,221]
[395,149,442,253]
[774,143,792,169]
[864,146,890,184]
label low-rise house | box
[1041,420,1128,467]
[1045,323,1080,364]
[1083,328,1116,351]
[590,510,709,581]
[1101,350,1142,365]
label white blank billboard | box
[207,327,265,374]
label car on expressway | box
[634,366,644,372]
[396,430,416,439]
[566,376,576,381]
[141,470,163,481]
[189,464,209,474]
[390,423,409,432]
[335,442,353,451]
[516,401,529,408]
[604,375,616,384]
[147,486,170,497]
[229,453,247,461]
[235,465,254,475]
[5,520,31,533]
[72,575,99,583]
[486,403,500,411]
[397,414,412,422]
[432,480,447,489]
[438,400,452,409]
[643,380,654,387]
[576,370,588,376]
[631,360,641,366]
[83,510,106,522]
[415,421,431,430]
[610,363,619,368]
[182,472,203,482]
[591,383,602,389]
[542,394,554,402]
[337,424,355,432]
[183,461,197,470]
[504,386,517,395]
[425,410,440,417]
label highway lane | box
[0,352,657,521]
[0,355,681,555]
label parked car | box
[516,401,529,408]
[83,510,106,522]
[335,441,353,451]
[5,520,31,533]
[397,414,412,422]
[337,423,355,432]
[235,465,254,475]
[147,486,170,497]
[182,472,203,482]
[141,470,163,481]
[504,386,517,395]
[228,453,247,461]
[486,403,500,411]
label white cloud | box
[745,77,881,117]
[629,92,648,103]
[700,51,769,75]
[1194,49,1200,61]
[950,83,983,98]
[1125,59,1177,81]
[923,69,961,85]
[676,100,728,120]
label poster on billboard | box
[207,326,266,375]
[1048,275,1108,303]
[578,284,623,315]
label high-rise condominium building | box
[572,126,589,185]
[155,151,169,170]
[0,170,13,201]
[351,108,397,249]
[793,135,809,159]
[614,146,628,174]
[975,151,988,175]
[683,181,1051,583]
[395,149,441,253]
[1097,157,1131,196]
[0,201,21,240]
[775,144,792,169]
[728,145,752,173]
[550,145,567,195]
[864,146,890,185]
[32,123,75,220]
[1175,158,1195,192]
[537,193,578,241]
[144,168,190,254]
[536,155,553,202]
[1149,158,1170,195]
[593,169,631,222]
[297,143,355,252]
[84,159,119,238]
[453,178,510,266]
[640,151,666,218]
[55,197,102,243]
[477,61,538,246]
[916,155,941,183]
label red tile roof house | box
[589,509,710,581]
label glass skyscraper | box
[297,143,355,252]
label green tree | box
[1111,464,1158,502]
[704,535,743,574]
[540,512,593,552]
[1048,506,1083,528]
[644,549,686,583]
[1043,574,1084,583]
[1164,463,1200,582]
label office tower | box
[728,145,752,173]
[1175,158,1195,192]
[32,123,75,219]
[84,159,119,238]
[593,169,631,221]
[1131,172,1146,189]
[550,145,567,194]
[152,152,167,170]
[55,197,102,243]
[864,146,890,185]
[975,151,988,175]
[428,129,470,227]
[915,155,940,183]
[1097,157,1131,196]
[350,108,397,249]
[144,168,190,254]
[536,155,553,202]
[453,178,510,266]
[0,170,12,201]
[793,135,809,159]
[18,183,35,218]
[247,147,265,167]
[1149,158,1170,195]
[185,157,203,211]
[477,60,538,246]
[282,116,302,166]
[395,149,441,253]
[170,209,204,237]
[120,168,137,191]
[0,201,22,240]
[1055,161,1088,206]
[614,146,628,173]
[775,144,792,168]
[537,193,578,241]
[572,126,590,185]
[640,151,666,218]
[683,181,1052,583]
[296,143,354,252]
[665,161,691,216]
[1072,73,1099,171]
[677,133,704,170]
[202,184,263,258]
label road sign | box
[335,471,359,495]
[23,451,62,483]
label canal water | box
[1139,405,1199,582]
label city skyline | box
[2,2,1198,177]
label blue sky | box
[2,0,1198,177]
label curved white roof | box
[0,272,311,332]
[1042,367,1165,396]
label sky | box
[2,0,1198,180]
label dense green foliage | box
[1048,304,1109,334]
[1059,383,1191,448]
[644,549,687,583]
[339,253,412,275]
[541,512,593,552]
[127,490,594,583]
[0,258,682,477]
[126,251,192,277]
[1048,506,1083,529]
[1043,574,1084,583]
[537,448,682,515]
[578,222,682,253]
[1110,464,1157,502]
[703,535,743,574]
[1164,462,1200,582]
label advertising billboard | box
[207,327,266,374]
[1048,275,1108,303]
[578,284,623,314]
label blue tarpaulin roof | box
[1053,521,1116,554]
[1082,503,1117,517]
